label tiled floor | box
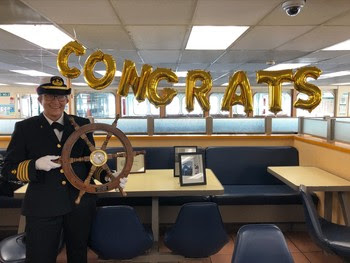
[55,229,343,263]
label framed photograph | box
[174,146,197,177]
[179,153,206,186]
[116,152,146,174]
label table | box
[268,166,350,225]
[14,169,224,241]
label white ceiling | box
[0,0,350,89]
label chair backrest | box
[231,224,294,263]
[89,206,153,260]
[164,202,229,258]
[0,233,25,263]
[299,186,329,249]
[0,232,63,263]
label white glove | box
[104,171,128,189]
[35,155,61,171]
[119,177,128,189]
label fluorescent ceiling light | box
[320,71,350,79]
[318,71,350,79]
[0,83,7,86]
[323,39,350,50]
[0,24,73,49]
[15,82,38,86]
[186,26,249,50]
[72,82,88,86]
[96,70,122,77]
[221,83,229,86]
[10,70,52,77]
[175,71,188,77]
[331,82,350,86]
[173,83,186,87]
[265,63,310,71]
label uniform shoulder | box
[17,116,40,127]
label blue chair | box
[300,185,350,261]
[231,224,294,263]
[0,232,63,263]
[89,206,153,260]
[0,233,25,263]
[164,202,229,258]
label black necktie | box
[51,122,64,132]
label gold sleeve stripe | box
[16,160,31,182]
[16,161,24,181]
[23,160,30,181]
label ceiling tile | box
[60,25,134,50]
[260,0,350,26]
[276,26,350,51]
[193,0,280,25]
[0,0,48,24]
[126,26,187,49]
[111,0,195,25]
[232,26,314,50]
[139,50,181,64]
[24,0,120,24]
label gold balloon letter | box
[117,60,153,101]
[57,41,86,79]
[293,66,322,112]
[221,71,253,114]
[256,70,293,114]
[185,70,212,112]
[147,68,178,107]
[84,50,116,90]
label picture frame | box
[116,152,146,174]
[173,146,197,177]
[179,152,206,186]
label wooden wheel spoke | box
[69,117,96,152]
[84,165,97,185]
[101,115,119,151]
[107,152,126,159]
[69,156,90,163]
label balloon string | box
[73,28,77,40]
[40,47,44,73]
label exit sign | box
[0,92,10,96]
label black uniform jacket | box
[2,112,96,217]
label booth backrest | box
[205,146,299,185]
[105,147,205,170]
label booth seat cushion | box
[212,185,301,205]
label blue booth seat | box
[89,206,153,260]
[231,224,294,263]
[164,202,229,258]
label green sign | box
[0,92,10,97]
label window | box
[253,92,292,116]
[166,96,181,115]
[18,94,43,118]
[209,93,229,116]
[122,94,160,116]
[75,92,115,118]
[296,91,334,117]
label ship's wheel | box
[61,115,135,204]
